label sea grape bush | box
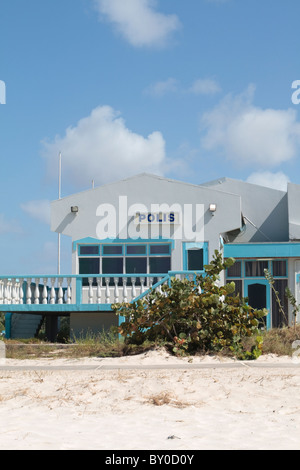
[113,251,267,359]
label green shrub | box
[113,251,267,359]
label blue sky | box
[1,0,300,275]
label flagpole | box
[58,152,62,275]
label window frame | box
[125,245,147,256]
[149,244,171,256]
[78,245,100,256]
[186,248,204,271]
[224,258,289,314]
[102,245,123,256]
[226,260,242,278]
[272,259,287,278]
[244,260,270,278]
[77,242,172,278]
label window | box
[187,249,203,271]
[227,261,242,278]
[126,245,147,255]
[272,260,287,277]
[126,257,147,274]
[149,257,171,274]
[102,258,123,274]
[224,258,289,330]
[227,279,243,297]
[79,245,99,256]
[149,244,170,255]
[79,258,100,274]
[102,245,123,255]
[102,258,123,286]
[245,261,268,277]
[79,258,100,286]
[272,279,288,327]
[78,241,172,287]
[126,257,147,285]
[149,257,170,285]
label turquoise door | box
[244,279,271,329]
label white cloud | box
[21,200,51,225]
[188,78,221,95]
[247,171,290,192]
[144,77,179,96]
[145,77,221,97]
[94,0,181,47]
[201,85,300,168]
[42,105,169,187]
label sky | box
[1,0,300,275]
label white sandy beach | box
[0,350,300,451]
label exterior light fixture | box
[209,203,217,214]
[71,206,79,214]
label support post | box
[4,313,12,339]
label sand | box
[0,350,300,451]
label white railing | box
[81,275,170,304]
[0,271,203,307]
[0,274,170,306]
[0,277,73,305]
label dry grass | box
[261,325,300,356]
[2,325,300,360]
[3,333,154,360]
[145,391,192,408]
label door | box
[244,279,271,329]
[183,242,208,271]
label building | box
[2,173,300,339]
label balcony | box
[0,271,201,313]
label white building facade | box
[3,173,300,339]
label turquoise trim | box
[77,241,172,257]
[224,243,300,259]
[73,237,175,251]
[132,275,170,303]
[0,304,112,315]
[1,304,114,312]
[73,237,99,250]
[118,315,125,328]
[244,279,271,329]
[227,259,288,280]
[76,277,82,305]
